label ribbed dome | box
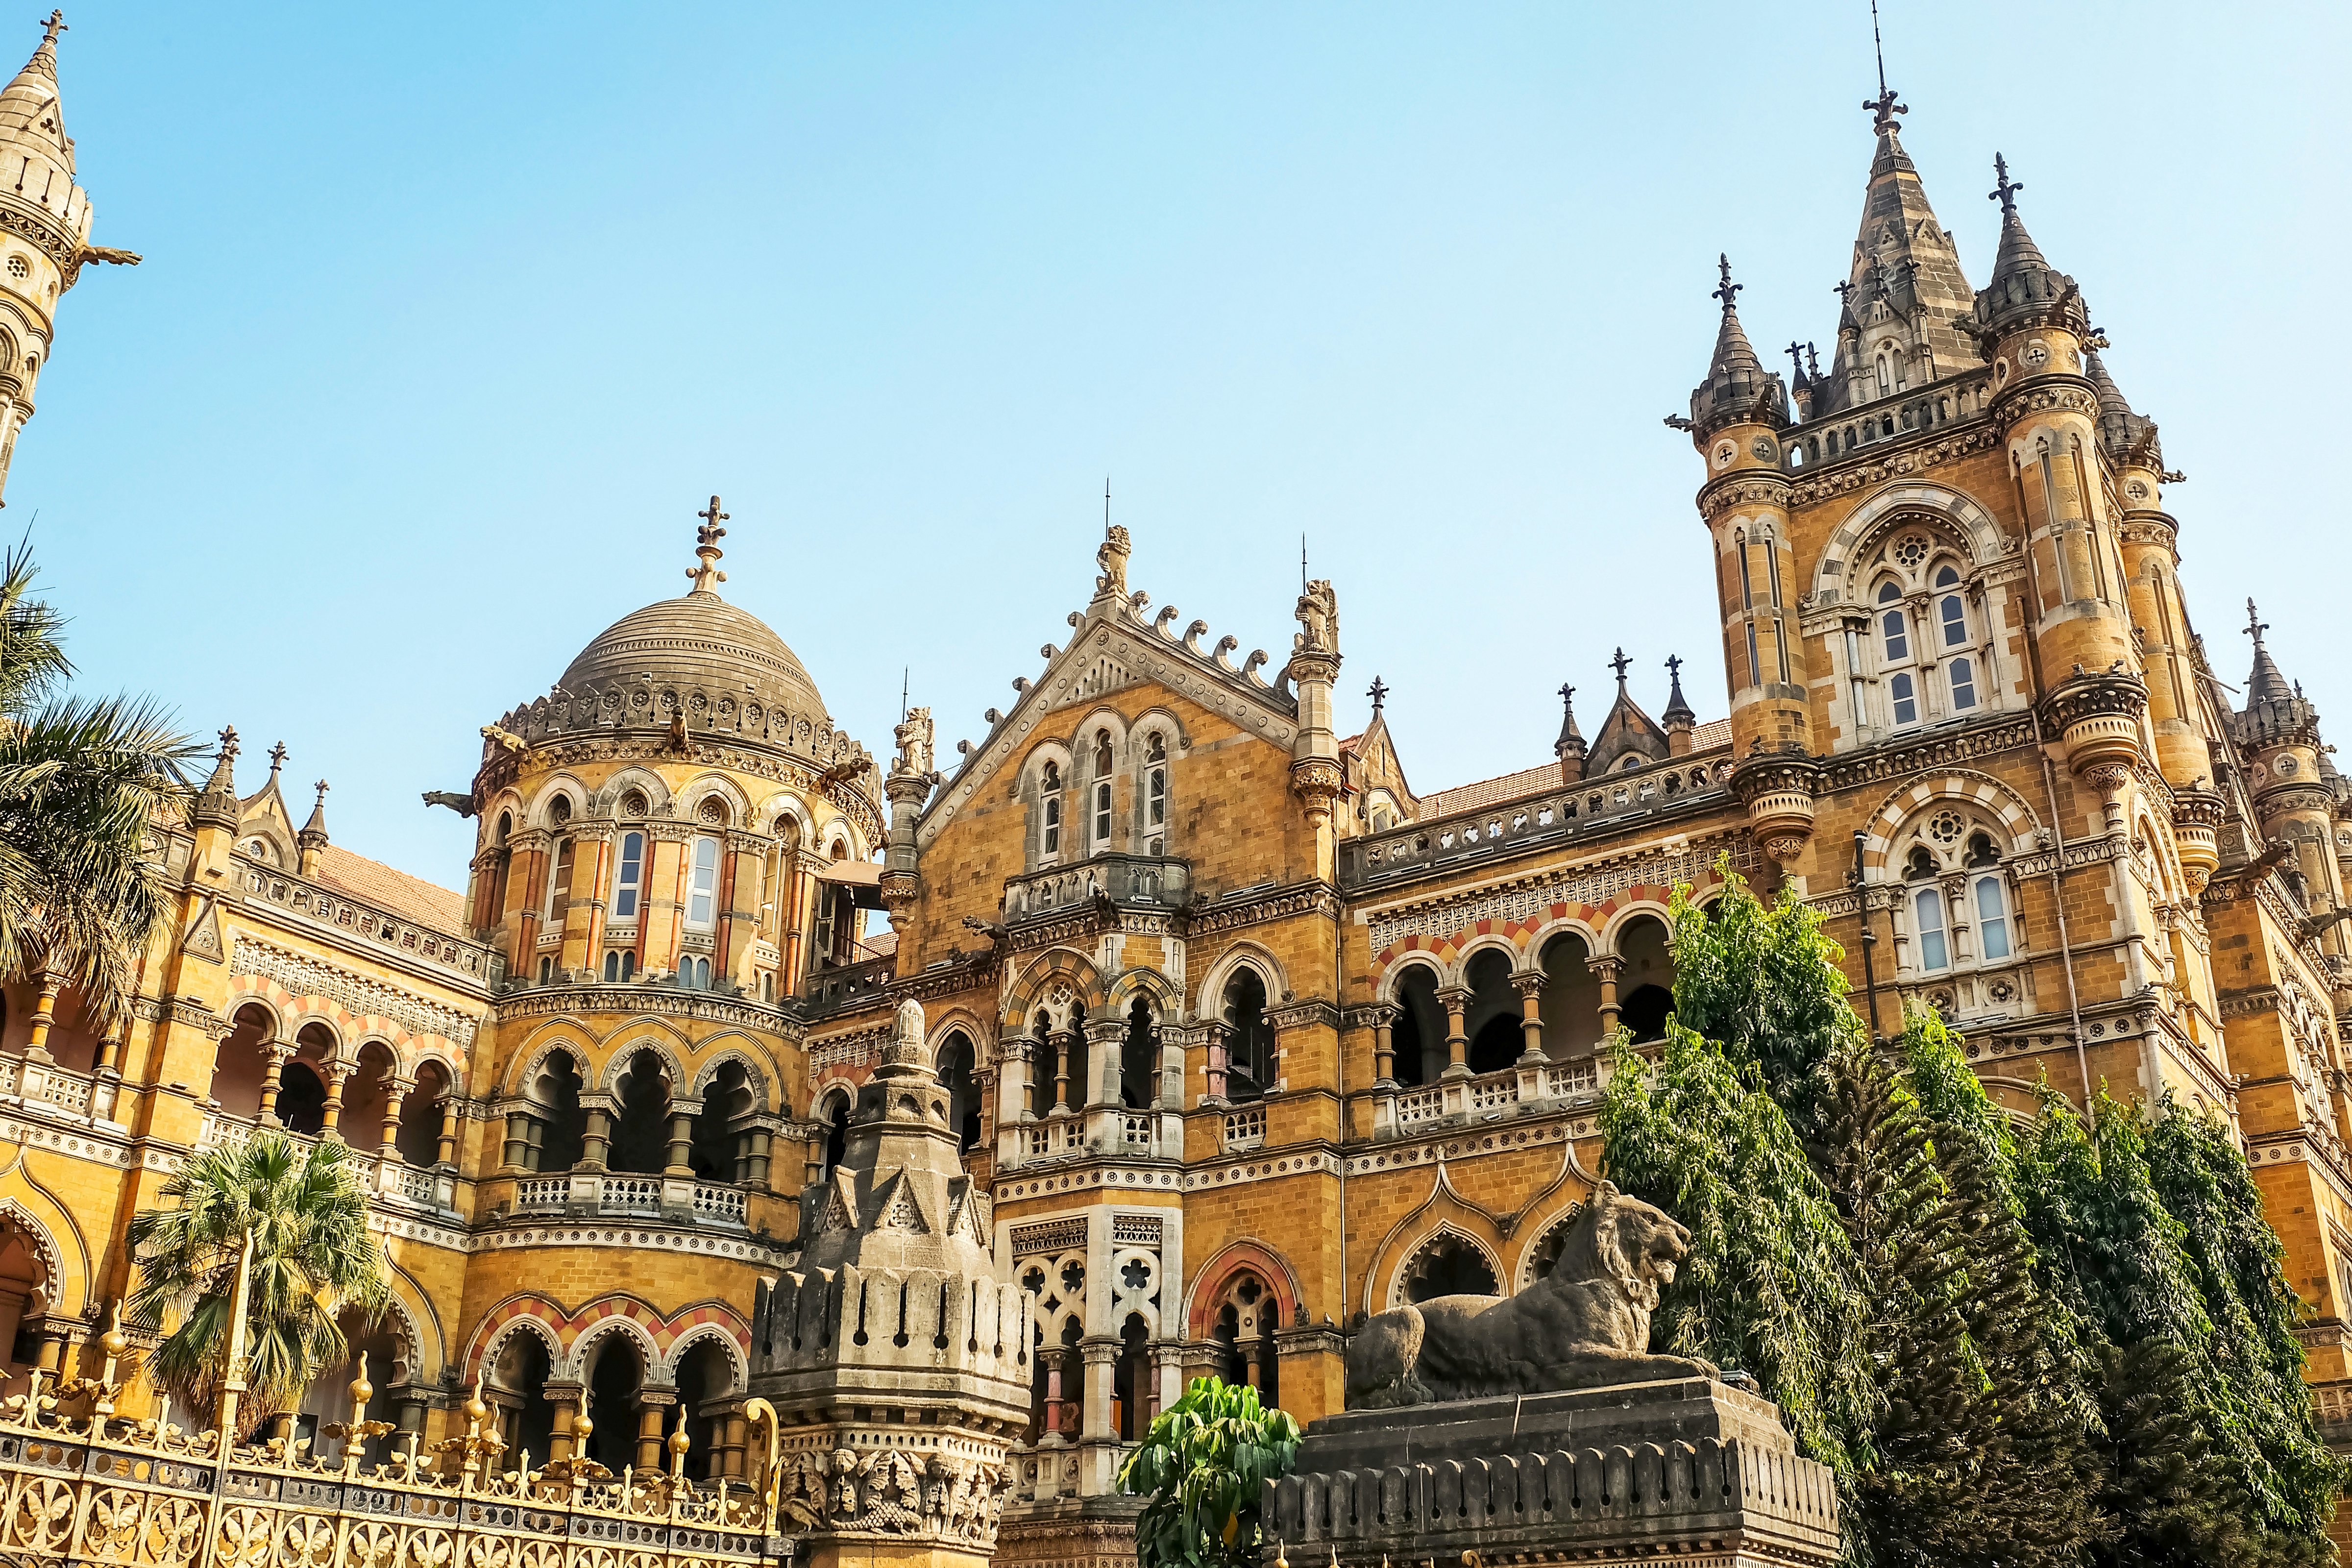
[560,590,826,720]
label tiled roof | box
[858,928,901,961]
[1415,719,1735,822]
[315,846,469,936]
[1418,763,1560,820]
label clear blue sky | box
[17,3,2350,888]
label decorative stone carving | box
[1345,1182,1712,1408]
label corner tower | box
[0,12,136,504]
[1676,258,1813,879]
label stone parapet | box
[1264,1379,1839,1568]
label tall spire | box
[1662,655,1696,725]
[1684,256,1787,439]
[2244,600,2293,706]
[1816,64,1978,415]
[686,495,728,595]
[2084,338,2163,469]
[193,726,241,828]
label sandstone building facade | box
[2,24,2348,1568]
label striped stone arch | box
[1812,482,2008,601]
[1183,1240,1303,1338]
[564,1309,662,1382]
[1374,949,1448,1005]
[0,1197,71,1316]
[1860,769,2042,877]
[659,1321,748,1389]
[1103,965,1181,1019]
[461,1295,569,1383]
[1004,948,1105,1029]
[1386,1224,1503,1310]
[686,1041,775,1110]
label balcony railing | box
[1372,1056,1608,1138]
[508,1171,752,1226]
[1004,853,1191,925]
[1222,1106,1267,1151]
[1341,755,1730,892]
[237,857,501,988]
[195,1110,454,1210]
[1009,1108,1173,1166]
[0,1055,113,1123]
[804,955,894,1013]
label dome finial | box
[687,495,729,595]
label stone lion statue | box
[1344,1182,1716,1409]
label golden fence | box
[0,1362,784,1568]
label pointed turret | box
[1662,656,1697,756]
[2084,345,2163,469]
[298,781,330,878]
[0,14,133,507]
[1972,155,2085,344]
[1820,89,1980,412]
[1554,683,1586,784]
[192,727,241,830]
[1684,256,1788,440]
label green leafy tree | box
[1602,1022,1875,1480]
[126,1133,394,1437]
[1666,869,1857,1125]
[0,544,197,1029]
[2017,1091,2343,1567]
[1117,1376,1301,1568]
[1816,1019,2107,1568]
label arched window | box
[1144,733,1168,856]
[1093,730,1114,776]
[1876,581,1919,728]
[1093,780,1112,849]
[936,1032,980,1151]
[1209,1272,1280,1410]
[1122,997,1158,1108]
[819,1091,851,1180]
[1222,970,1274,1102]
[1876,351,1891,395]
[686,837,721,929]
[1400,1233,1498,1304]
[1966,832,2011,960]
[544,837,574,924]
[1905,847,1950,972]
[1933,564,1978,713]
[1040,760,1063,861]
[611,831,644,920]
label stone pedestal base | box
[1265,1377,1839,1567]
[995,1496,1141,1568]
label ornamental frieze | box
[1989,382,2100,427]
[1817,715,2038,795]
[1786,423,2001,507]
[230,934,485,1047]
[1697,474,1792,522]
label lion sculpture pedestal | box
[1263,1184,1841,1567]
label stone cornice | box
[1816,714,2039,797]
[491,983,806,1042]
[1785,420,2002,509]
[477,735,886,848]
[1989,379,2099,429]
[1696,474,1791,523]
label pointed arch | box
[1195,939,1290,1021]
[1004,949,1106,1029]
[1813,482,2009,602]
[1858,769,2041,877]
[1182,1240,1304,1338]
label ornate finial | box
[2247,598,2269,647]
[266,742,287,781]
[1832,278,1855,304]
[1609,648,1632,687]
[40,10,62,45]
[687,496,729,594]
[1559,682,1575,711]
[1367,676,1388,714]
[216,725,239,760]
[349,1350,374,1410]
[1711,254,1742,313]
[1805,342,1821,377]
[1666,654,1684,680]
[1785,341,1807,382]
[1989,153,2023,215]
[312,780,329,808]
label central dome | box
[554,587,833,749]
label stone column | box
[1591,957,1623,1037]
[437,1098,461,1167]
[256,1042,294,1126]
[22,973,61,1064]
[717,1407,748,1482]
[665,1110,695,1176]
[1513,973,1546,1063]
[745,1126,773,1188]
[1051,1029,1074,1114]
[1436,985,1471,1078]
[379,1078,412,1159]
[634,1388,676,1473]
[1084,1020,1125,1110]
[543,1381,581,1462]
[1080,1338,1116,1440]
[395,1394,429,1445]
[580,1102,613,1169]
[501,1114,533,1173]
[1371,1004,1397,1085]
[1202,1022,1230,1105]
[319,1062,351,1137]
[1001,1032,1033,1124]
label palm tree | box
[0,542,197,1031]
[126,1133,394,1438]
